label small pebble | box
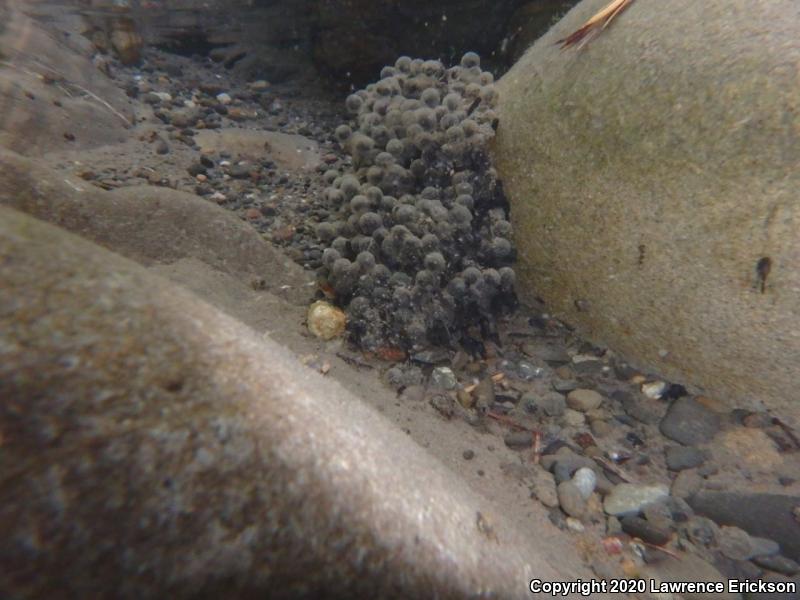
[552,377,578,393]
[533,391,566,417]
[560,409,585,428]
[504,431,533,450]
[462,449,475,460]
[665,445,709,471]
[572,467,597,499]
[621,516,671,545]
[557,481,587,518]
[685,515,720,547]
[430,366,456,390]
[671,468,703,499]
[531,466,559,508]
[752,554,800,576]
[659,396,722,445]
[603,483,669,517]
[565,517,585,532]
[719,526,770,561]
[641,380,667,399]
[566,389,603,412]
[590,419,613,437]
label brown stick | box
[557,0,636,49]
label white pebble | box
[572,467,597,499]
[642,380,667,399]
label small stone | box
[671,468,703,499]
[517,360,544,380]
[572,467,596,499]
[642,500,675,531]
[749,535,781,558]
[566,389,603,412]
[227,163,253,179]
[752,554,800,576]
[149,91,172,104]
[612,359,639,381]
[187,162,207,177]
[245,208,262,220]
[539,346,571,364]
[216,92,232,105]
[603,483,669,517]
[307,301,346,340]
[504,431,533,450]
[561,409,585,428]
[531,466,559,508]
[620,516,671,545]
[536,391,566,416]
[606,515,622,534]
[659,396,722,445]
[552,376,577,392]
[462,449,475,460]
[565,517,585,532]
[556,365,578,380]
[557,481,587,518]
[248,79,270,90]
[472,377,495,412]
[641,380,667,399]
[155,140,169,154]
[613,389,663,425]
[590,419,613,437]
[430,367,456,390]
[456,389,475,409]
[719,525,776,561]
[665,445,709,471]
[429,394,455,419]
[685,515,720,547]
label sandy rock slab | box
[0,206,575,599]
[0,148,313,307]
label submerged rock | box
[0,205,569,599]
[493,0,800,426]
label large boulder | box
[492,0,800,423]
[0,205,583,598]
[0,1,133,156]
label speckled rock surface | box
[492,0,800,426]
[0,206,574,599]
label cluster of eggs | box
[316,52,516,351]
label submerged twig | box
[557,0,636,50]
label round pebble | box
[566,389,603,412]
[557,481,587,519]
